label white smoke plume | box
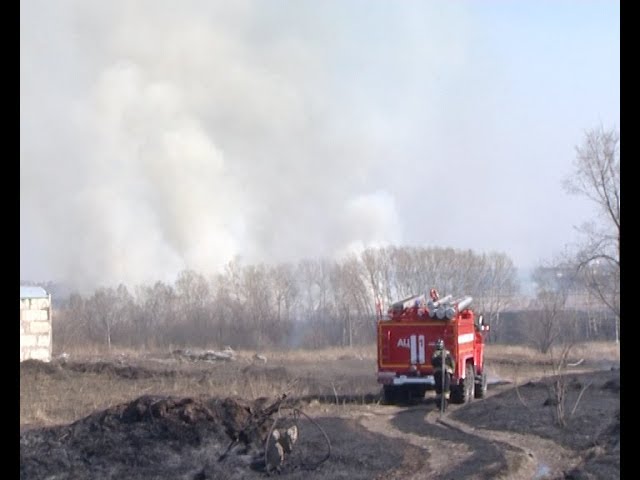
[20,1,405,289]
[22,1,615,289]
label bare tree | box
[295,258,335,348]
[360,247,394,314]
[174,270,213,346]
[417,247,453,295]
[85,284,133,351]
[52,244,524,352]
[530,260,575,354]
[475,252,520,343]
[239,263,275,347]
[175,270,210,308]
[134,281,177,347]
[270,263,298,327]
[391,246,424,300]
[54,292,90,351]
[563,125,620,342]
[546,342,574,428]
[329,256,373,347]
[342,255,377,343]
[211,269,247,347]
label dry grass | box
[485,341,620,364]
[22,341,619,428]
[484,341,620,416]
[55,343,378,363]
[20,344,379,427]
[20,365,302,427]
[247,345,377,362]
[58,341,619,364]
[565,341,620,362]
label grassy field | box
[20,341,620,428]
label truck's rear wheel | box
[450,387,463,404]
[410,385,427,400]
[450,381,464,404]
[383,385,412,404]
[474,371,488,398]
[382,385,397,404]
[464,364,475,403]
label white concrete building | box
[20,286,52,362]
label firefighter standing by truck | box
[431,339,455,409]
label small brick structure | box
[20,286,52,362]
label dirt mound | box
[20,394,288,480]
[20,358,178,380]
[20,392,414,480]
[63,361,176,379]
[20,359,62,375]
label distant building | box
[20,286,52,362]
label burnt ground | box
[20,353,621,480]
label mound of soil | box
[20,359,62,375]
[20,358,177,380]
[63,361,177,379]
[20,392,411,480]
[20,394,287,480]
[20,396,402,480]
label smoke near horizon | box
[21,1,405,289]
[21,1,619,290]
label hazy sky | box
[20,0,620,290]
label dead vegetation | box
[21,393,334,479]
[21,342,620,479]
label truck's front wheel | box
[474,371,488,398]
[451,364,475,404]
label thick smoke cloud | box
[20,1,401,289]
[21,1,619,290]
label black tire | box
[398,386,411,404]
[382,385,397,405]
[465,363,475,403]
[410,385,427,401]
[475,371,488,399]
[450,384,464,404]
[452,365,475,404]
[383,385,412,404]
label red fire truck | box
[376,289,490,404]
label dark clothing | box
[432,348,455,400]
[431,349,455,374]
[433,370,451,397]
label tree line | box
[31,125,620,354]
[529,125,620,352]
[50,246,520,352]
